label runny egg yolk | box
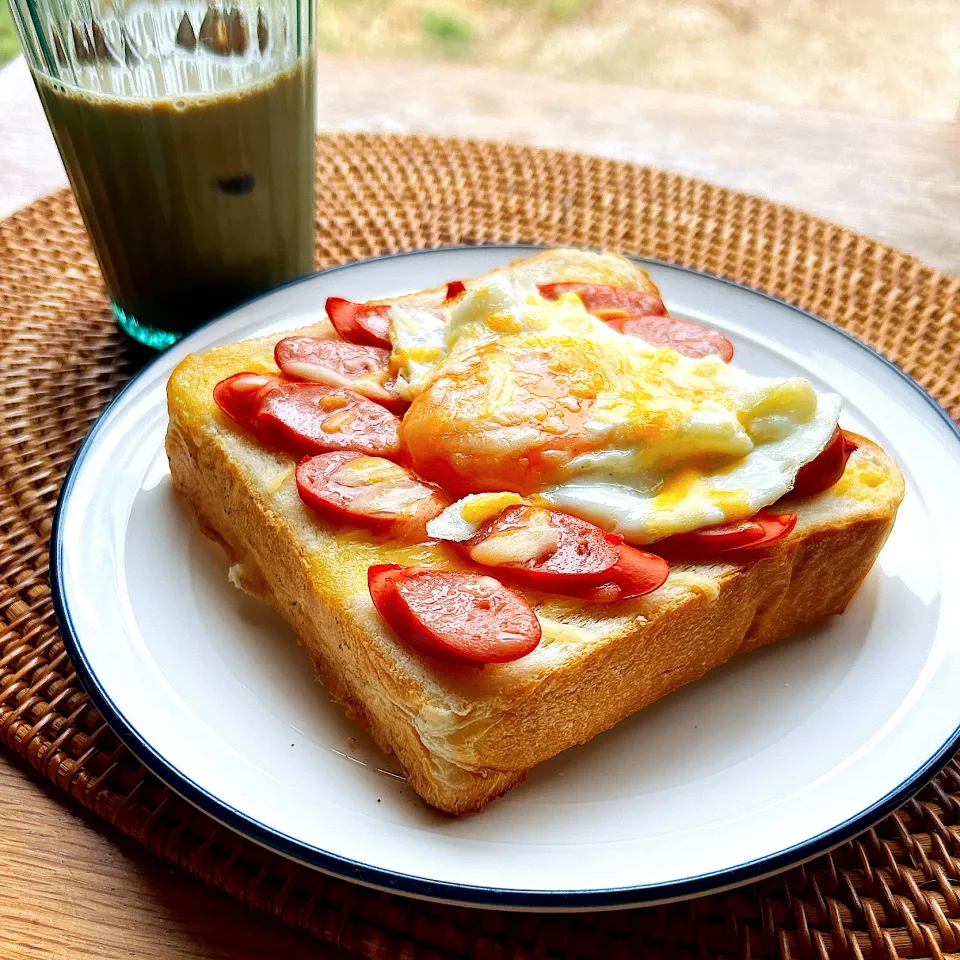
[651,465,749,515]
[400,330,756,498]
[402,335,693,497]
[460,492,526,524]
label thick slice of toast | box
[165,249,905,814]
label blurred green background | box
[1,1,19,63]
[1,0,957,120]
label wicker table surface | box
[3,53,960,276]
[1,62,960,960]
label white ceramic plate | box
[52,245,960,911]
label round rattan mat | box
[1,132,959,959]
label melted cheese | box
[264,464,295,495]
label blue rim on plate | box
[49,245,960,910]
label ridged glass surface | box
[9,0,316,345]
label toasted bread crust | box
[167,422,526,812]
[165,249,904,814]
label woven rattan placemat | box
[1,132,959,958]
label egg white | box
[389,305,448,400]
[426,492,527,542]
[540,393,841,543]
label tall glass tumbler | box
[9,0,316,347]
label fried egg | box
[427,492,527,542]
[391,275,841,545]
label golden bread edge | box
[166,419,525,814]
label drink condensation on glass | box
[9,0,316,347]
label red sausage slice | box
[538,281,666,318]
[788,428,858,499]
[616,314,735,362]
[659,517,767,555]
[755,511,797,538]
[256,382,402,459]
[275,336,407,414]
[538,281,734,361]
[656,510,797,560]
[465,505,622,588]
[325,297,392,348]
[214,374,401,459]
[297,451,447,535]
[368,564,542,664]
[213,372,281,429]
[568,544,671,604]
